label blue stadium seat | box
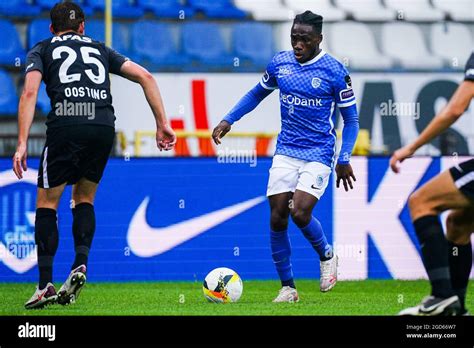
[233,23,274,70]
[28,19,53,49]
[0,70,18,115]
[182,23,234,70]
[0,20,25,67]
[137,0,195,18]
[0,0,41,17]
[130,21,190,70]
[188,0,246,19]
[86,0,144,18]
[36,83,51,115]
[36,0,94,16]
[85,20,129,55]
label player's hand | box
[12,143,28,179]
[212,120,231,145]
[389,145,415,174]
[336,163,356,192]
[156,124,177,151]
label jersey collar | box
[298,49,326,66]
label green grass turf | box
[1,280,472,316]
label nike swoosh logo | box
[37,291,46,301]
[127,196,266,257]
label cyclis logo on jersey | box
[280,93,322,107]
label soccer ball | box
[202,267,243,303]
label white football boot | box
[273,286,299,303]
[320,255,338,292]
[25,283,58,309]
[58,265,87,305]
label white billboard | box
[111,72,474,156]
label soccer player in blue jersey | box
[212,11,359,302]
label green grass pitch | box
[1,280,472,316]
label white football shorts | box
[266,154,332,199]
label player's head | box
[291,11,323,63]
[50,2,85,35]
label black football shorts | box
[37,125,115,189]
[449,158,474,201]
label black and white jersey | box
[25,31,128,129]
[464,52,474,82]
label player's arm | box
[212,83,273,145]
[119,60,176,151]
[336,104,359,191]
[390,80,474,173]
[13,70,42,179]
[333,70,359,191]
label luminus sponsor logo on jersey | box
[278,67,292,77]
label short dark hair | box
[50,1,85,33]
[293,10,323,34]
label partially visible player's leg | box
[58,125,114,305]
[58,179,98,305]
[71,177,98,269]
[35,185,66,287]
[446,208,474,314]
[291,161,336,292]
[269,192,299,302]
[267,155,300,302]
[401,170,472,315]
[25,184,66,309]
[291,190,332,260]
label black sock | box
[35,208,59,290]
[72,203,95,270]
[282,279,296,289]
[413,215,454,298]
[448,241,472,311]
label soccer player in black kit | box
[390,52,474,316]
[13,2,176,309]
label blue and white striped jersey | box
[261,50,356,167]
